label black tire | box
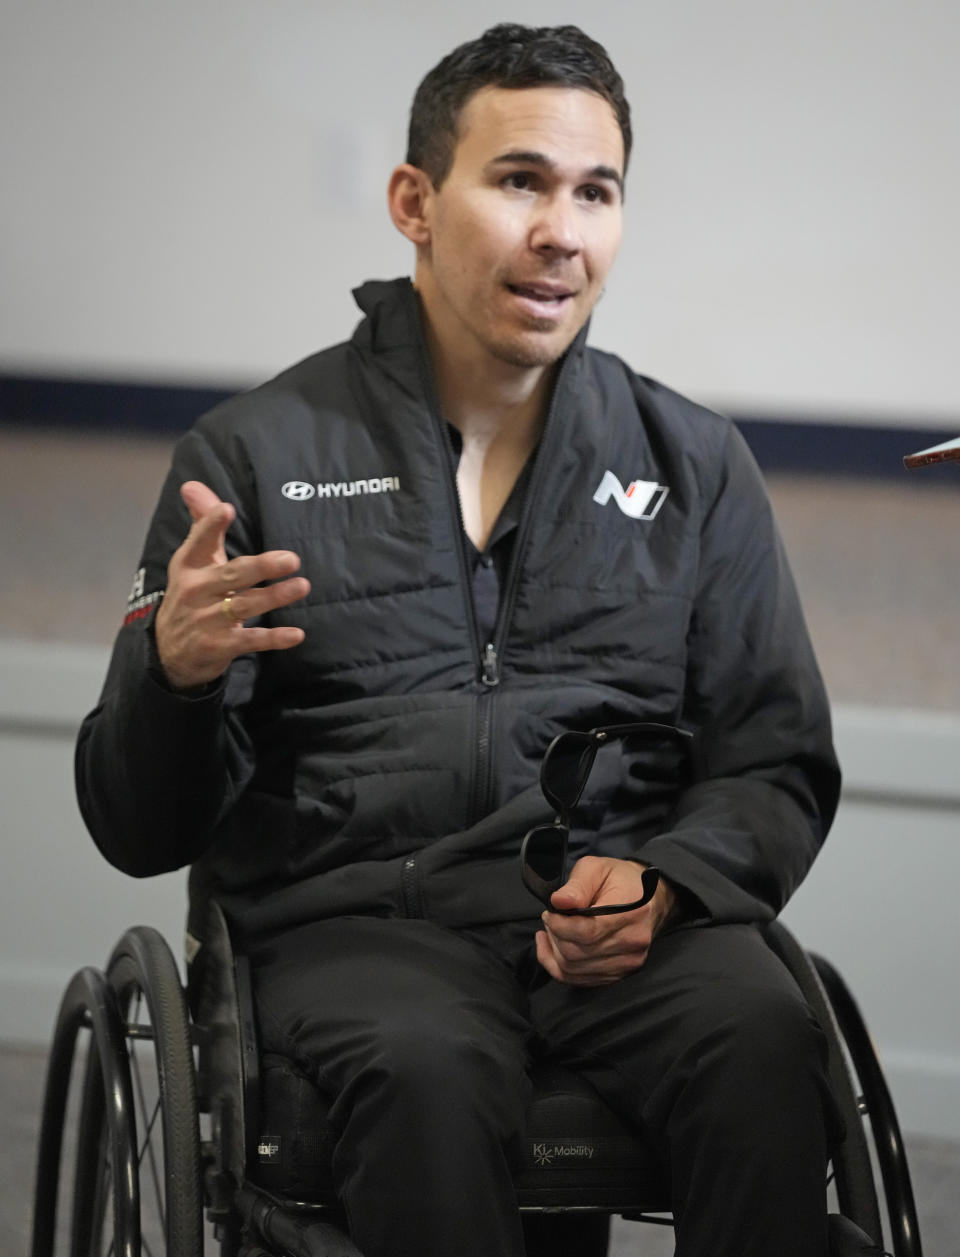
[812,953,923,1257]
[763,921,884,1242]
[31,967,140,1257]
[71,927,203,1257]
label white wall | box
[782,707,960,1141]
[1,1,958,422]
[0,641,189,1041]
[1,640,959,1140]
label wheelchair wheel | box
[763,921,884,1241]
[71,927,203,1257]
[812,953,923,1257]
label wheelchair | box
[31,897,923,1257]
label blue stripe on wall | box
[0,373,233,436]
[733,416,959,480]
[1,372,957,481]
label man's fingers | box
[177,547,303,601]
[231,624,306,655]
[535,929,631,987]
[180,480,226,522]
[541,912,630,961]
[178,496,236,569]
[548,854,615,913]
[538,925,648,979]
[154,583,307,691]
[542,908,610,945]
[219,551,302,592]
[548,869,597,911]
[542,916,605,952]
[215,576,310,624]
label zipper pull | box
[480,643,500,687]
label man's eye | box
[505,172,532,191]
[581,185,609,204]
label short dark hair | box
[407,23,631,187]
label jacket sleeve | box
[635,423,841,923]
[75,425,262,877]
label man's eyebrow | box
[486,150,623,196]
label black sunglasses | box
[520,721,693,916]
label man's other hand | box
[154,481,310,692]
[535,857,676,987]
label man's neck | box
[427,334,556,552]
[440,357,554,447]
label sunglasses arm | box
[547,865,661,917]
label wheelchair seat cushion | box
[252,1053,668,1211]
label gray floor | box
[6,1037,960,1255]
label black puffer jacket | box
[76,278,840,941]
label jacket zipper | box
[411,345,491,829]
[401,855,423,917]
[468,357,575,823]
[480,643,499,686]
[471,642,501,827]
[414,315,577,826]
[430,416,505,827]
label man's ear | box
[387,164,434,246]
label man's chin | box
[488,324,581,370]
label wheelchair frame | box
[31,914,923,1257]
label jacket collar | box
[350,275,592,377]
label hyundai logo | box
[282,480,316,501]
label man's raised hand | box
[154,481,309,692]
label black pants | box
[249,917,839,1257]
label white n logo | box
[593,471,669,520]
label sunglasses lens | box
[521,824,568,905]
[541,732,597,812]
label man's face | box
[415,85,625,372]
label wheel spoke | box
[128,1019,166,1230]
[134,1081,164,1213]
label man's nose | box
[529,194,581,257]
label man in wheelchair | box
[73,22,876,1257]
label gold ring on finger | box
[221,592,242,625]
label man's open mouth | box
[507,283,573,304]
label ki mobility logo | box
[533,1141,598,1167]
[593,471,669,520]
